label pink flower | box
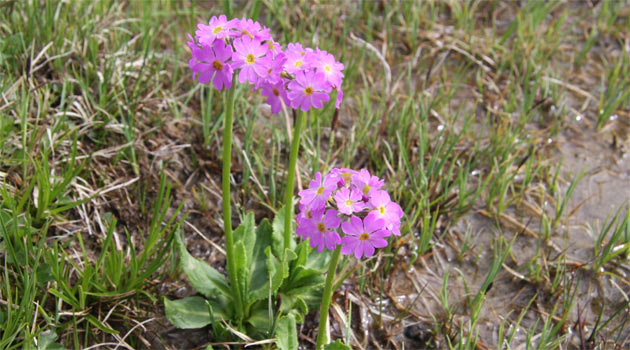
[296,205,325,239]
[190,40,234,90]
[298,172,338,208]
[232,36,271,84]
[186,33,197,52]
[287,42,310,55]
[258,52,286,85]
[287,71,331,112]
[265,39,283,56]
[196,15,233,46]
[333,188,365,215]
[331,168,358,187]
[231,18,271,41]
[260,81,289,114]
[297,209,341,252]
[295,168,404,257]
[284,46,310,74]
[336,86,343,109]
[387,220,402,237]
[352,169,384,199]
[366,190,403,232]
[341,216,389,259]
[313,49,344,88]
[297,201,325,222]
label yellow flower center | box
[304,87,313,95]
[341,172,353,183]
[316,186,324,195]
[362,184,371,194]
[273,88,279,96]
[345,199,353,207]
[306,210,313,219]
[359,233,370,241]
[267,40,274,50]
[317,223,326,232]
[295,60,303,68]
[212,60,223,70]
[246,54,255,64]
[242,30,253,39]
[324,65,331,72]
[212,26,222,34]
[379,205,385,215]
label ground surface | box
[1,1,630,349]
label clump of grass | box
[592,205,630,274]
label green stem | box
[315,245,342,350]
[283,110,306,251]
[221,84,243,320]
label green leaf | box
[266,246,283,294]
[279,294,308,320]
[266,247,297,297]
[272,204,296,257]
[287,266,325,291]
[289,241,329,273]
[164,296,212,329]
[248,219,273,302]
[280,265,324,311]
[276,314,298,350]
[305,246,331,271]
[234,241,250,307]
[36,330,64,350]
[176,233,230,298]
[234,212,255,261]
[292,241,309,268]
[324,339,352,350]
[246,304,272,333]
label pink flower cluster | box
[187,15,344,112]
[296,169,404,259]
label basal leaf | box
[265,246,283,295]
[176,233,230,298]
[164,296,212,329]
[279,294,308,317]
[249,219,273,302]
[266,247,297,297]
[305,246,331,271]
[272,203,296,257]
[281,265,324,310]
[234,241,250,307]
[234,212,255,261]
[292,240,309,269]
[288,266,325,289]
[36,330,64,350]
[246,304,272,335]
[276,314,298,350]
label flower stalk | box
[283,110,307,251]
[221,80,244,320]
[315,245,343,350]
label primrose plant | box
[166,14,350,349]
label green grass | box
[1,0,630,348]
